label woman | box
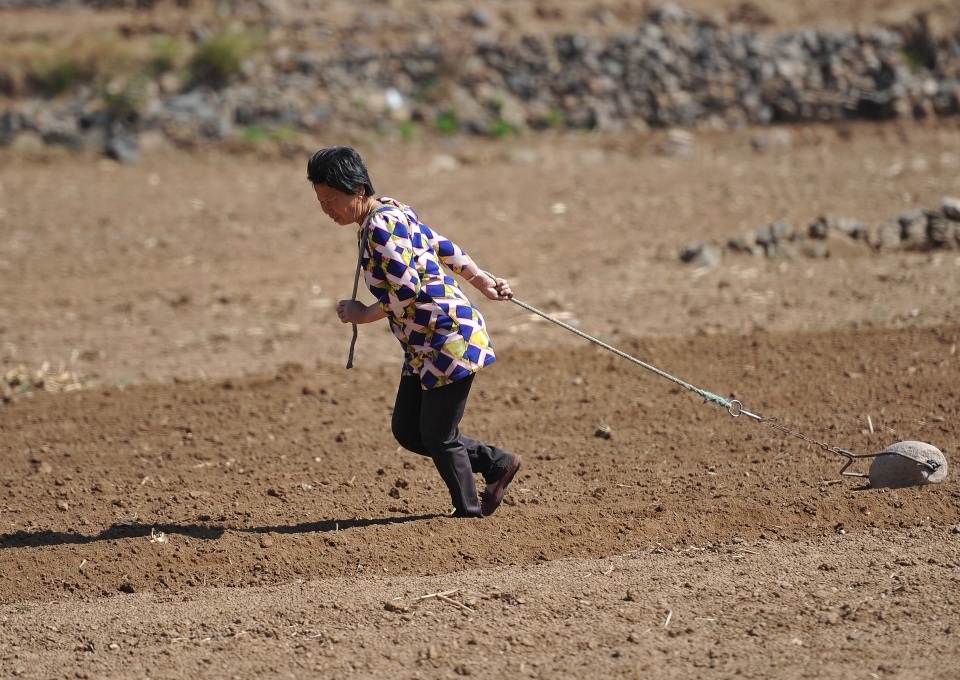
[307,145,521,518]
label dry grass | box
[0,5,242,98]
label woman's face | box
[313,183,363,226]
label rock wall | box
[1,4,958,160]
[680,197,960,268]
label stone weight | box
[868,441,948,489]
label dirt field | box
[3,2,960,675]
[3,116,959,679]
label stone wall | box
[1,3,958,160]
[680,197,960,268]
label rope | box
[507,295,733,411]
[345,226,366,370]
[502,290,871,475]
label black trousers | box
[392,373,513,517]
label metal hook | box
[727,399,762,422]
[834,448,881,478]
[835,449,943,479]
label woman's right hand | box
[337,300,388,324]
[337,300,367,324]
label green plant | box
[398,119,417,142]
[5,28,178,98]
[490,119,515,138]
[102,78,146,118]
[148,34,184,77]
[28,49,82,94]
[239,124,298,144]
[900,47,930,74]
[545,107,564,128]
[14,603,29,612]
[188,27,251,87]
[435,109,459,135]
[25,35,136,96]
[415,75,446,104]
[241,124,271,143]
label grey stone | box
[876,220,902,250]
[769,220,792,242]
[869,441,947,489]
[897,209,924,228]
[679,242,722,267]
[467,9,493,28]
[803,239,830,260]
[900,211,929,247]
[809,216,868,241]
[927,213,957,249]
[941,197,960,221]
[727,230,760,254]
[105,121,140,164]
[754,220,793,250]
[0,111,21,145]
[807,218,829,240]
[658,128,694,157]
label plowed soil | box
[3,25,960,676]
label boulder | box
[869,441,948,489]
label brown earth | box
[3,0,958,47]
[3,2,960,677]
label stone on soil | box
[868,441,948,489]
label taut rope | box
[502,291,916,478]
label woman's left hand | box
[476,273,513,301]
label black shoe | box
[480,453,521,517]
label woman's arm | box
[426,225,473,276]
[368,216,421,317]
[401,213,513,301]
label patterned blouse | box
[361,197,496,389]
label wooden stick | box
[416,589,459,601]
[415,589,474,613]
[437,594,475,613]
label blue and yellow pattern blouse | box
[361,197,496,389]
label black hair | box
[306,146,375,197]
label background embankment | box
[1,0,958,160]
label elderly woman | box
[307,145,521,518]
